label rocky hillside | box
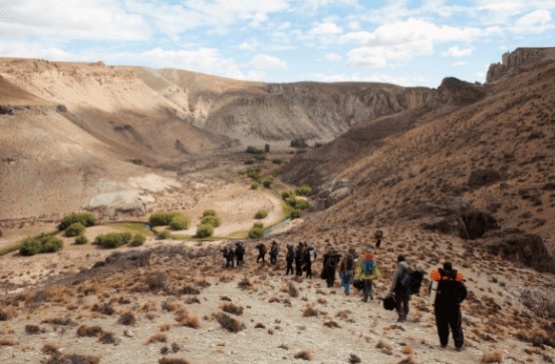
[282,52,555,270]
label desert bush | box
[0,307,15,321]
[145,332,168,344]
[58,212,96,230]
[95,233,132,249]
[149,212,178,227]
[130,234,146,247]
[64,222,86,237]
[246,168,260,182]
[296,184,312,196]
[248,224,264,239]
[159,358,191,364]
[202,209,217,217]
[294,349,313,361]
[77,325,103,338]
[20,235,64,256]
[263,177,274,188]
[288,283,299,298]
[221,303,244,316]
[214,313,245,333]
[254,210,268,219]
[289,209,302,219]
[169,214,190,230]
[195,224,214,238]
[75,234,88,245]
[250,182,259,190]
[201,215,221,228]
[481,350,503,363]
[25,324,42,335]
[91,303,115,316]
[302,304,318,317]
[42,343,59,354]
[45,353,100,364]
[294,199,310,210]
[272,159,282,165]
[281,190,296,199]
[118,312,137,326]
[254,153,266,161]
[157,230,171,240]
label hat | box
[443,262,453,271]
[366,248,373,254]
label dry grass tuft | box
[76,325,103,338]
[302,304,318,317]
[237,277,252,289]
[289,283,300,298]
[0,307,16,321]
[401,344,413,355]
[42,317,73,326]
[181,286,200,295]
[481,350,503,363]
[185,297,200,304]
[158,358,191,364]
[42,342,60,354]
[44,353,100,364]
[0,337,17,346]
[349,354,361,364]
[294,349,313,361]
[91,303,115,316]
[398,356,418,364]
[317,298,327,304]
[323,320,341,328]
[159,323,172,332]
[214,312,245,333]
[25,324,43,335]
[145,332,168,345]
[336,310,351,320]
[376,340,393,351]
[175,308,201,329]
[220,302,244,316]
[118,312,137,326]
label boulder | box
[468,169,501,188]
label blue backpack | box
[362,259,375,275]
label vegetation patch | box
[58,212,96,231]
[149,212,179,227]
[64,222,86,237]
[214,312,245,333]
[130,234,146,247]
[248,223,265,239]
[254,210,268,219]
[95,232,132,249]
[169,214,191,230]
[19,235,64,256]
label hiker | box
[375,229,383,249]
[225,245,235,268]
[388,255,411,322]
[356,248,380,301]
[285,244,295,275]
[220,247,229,267]
[256,243,267,263]
[339,248,356,295]
[322,247,341,288]
[235,242,245,267]
[295,242,304,276]
[303,245,317,279]
[269,241,279,265]
[430,262,467,351]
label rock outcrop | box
[486,47,555,83]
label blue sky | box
[0,0,553,87]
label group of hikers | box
[220,229,468,351]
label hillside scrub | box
[74,234,88,245]
[130,234,146,247]
[169,214,190,230]
[58,212,96,230]
[201,215,221,228]
[95,233,132,249]
[296,184,312,196]
[63,222,86,237]
[248,223,264,239]
[195,224,214,238]
[202,210,217,217]
[19,235,64,256]
[263,177,274,188]
[254,210,268,219]
[149,212,178,227]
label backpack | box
[327,255,339,268]
[398,269,412,289]
[286,249,295,261]
[375,229,383,239]
[362,258,375,275]
[309,249,316,262]
[398,265,425,295]
[270,245,278,256]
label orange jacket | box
[431,269,463,282]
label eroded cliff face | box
[486,47,555,83]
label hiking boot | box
[441,344,447,349]
[456,346,463,352]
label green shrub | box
[248,225,264,239]
[246,168,260,182]
[289,209,302,219]
[201,215,221,228]
[75,234,88,245]
[202,210,217,217]
[270,169,281,177]
[295,199,310,210]
[58,212,96,230]
[20,235,64,256]
[296,184,312,196]
[42,236,64,253]
[148,212,178,227]
[95,233,132,249]
[169,214,190,230]
[263,177,274,188]
[253,223,264,229]
[281,190,296,199]
[254,210,268,219]
[130,234,146,247]
[250,182,259,190]
[157,230,171,240]
[285,196,297,207]
[64,222,86,237]
[19,238,43,256]
[244,159,254,165]
[195,224,214,238]
[254,153,266,161]
[272,159,282,165]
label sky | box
[0,0,553,87]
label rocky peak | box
[486,47,555,83]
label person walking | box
[256,243,267,263]
[388,255,411,322]
[430,262,467,351]
[285,244,295,275]
[339,248,356,295]
[303,245,317,279]
[294,242,304,276]
[356,248,380,301]
[235,242,245,267]
[269,241,279,265]
[322,247,341,288]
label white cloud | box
[442,47,473,57]
[325,53,342,61]
[454,61,467,66]
[239,42,258,51]
[340,31,374,44]
[250,54,287,70]
[512,9,552,33]
[0,0,150,41]
[312,72,427,87]
[309,22,343,35]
